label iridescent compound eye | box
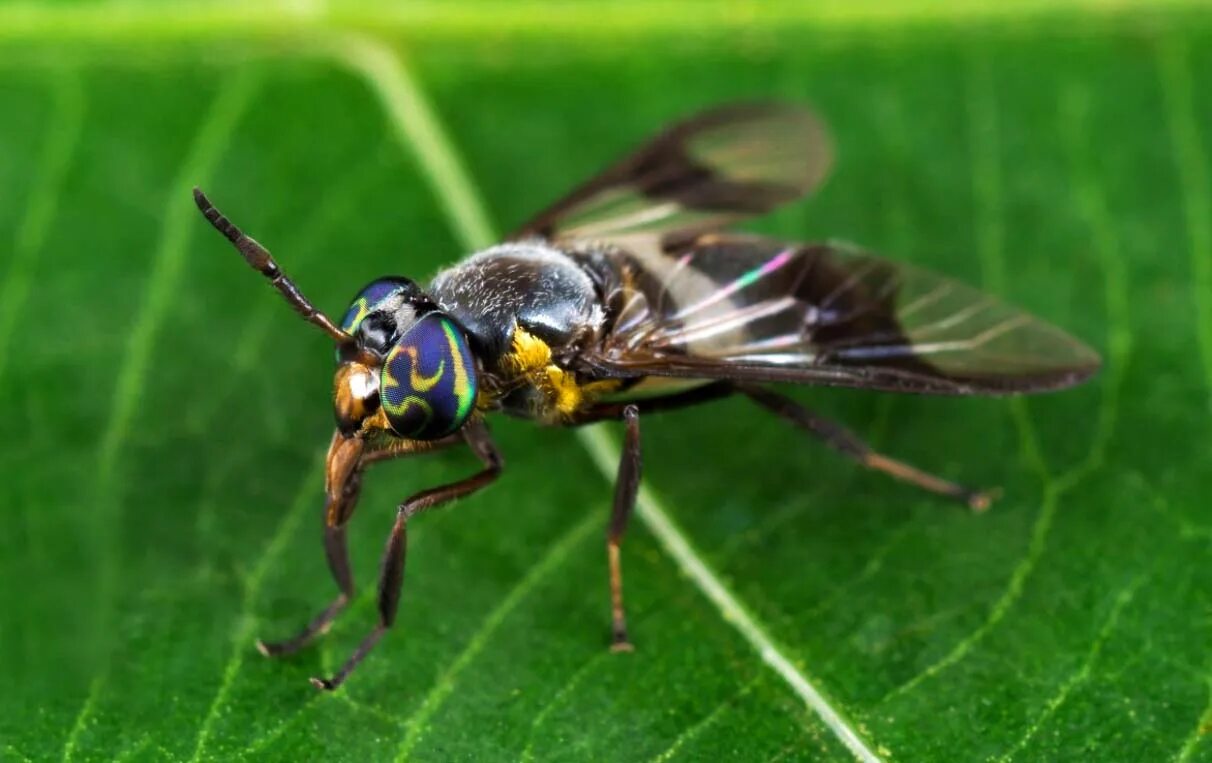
[380,313,478,440]
[339,277,414,335]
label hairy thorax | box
[427,241,615,423]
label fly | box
[193,103,1099,690]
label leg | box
[311,420,503,690]
[737,384,996,511]
[256,487,359,657]
[258,431,462,657]
[608,405,642,652]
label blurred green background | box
[2,1,1211,761]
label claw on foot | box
[968,487,1003,514]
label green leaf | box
[2,4,1211,761]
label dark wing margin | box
[582,236,1101,396]
[511,103,833,243]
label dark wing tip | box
[910,334,1103,395]
[1005,323,1105,393]
[1048,339,1103,389]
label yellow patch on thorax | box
[500,326,618,420]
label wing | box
[512,103,833,243]
[582,235,1101,395]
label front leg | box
[311,419,503,691]
[258,431,462,658]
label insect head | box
[335,277,478,439]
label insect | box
[194,103,1099,690]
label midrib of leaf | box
[335,39,494,252]
[336,35,883,763]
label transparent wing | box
[512,103,833,243]
[586,236,1101,395]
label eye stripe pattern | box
[380,314,477,440]
[442,319,476,425]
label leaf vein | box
[88,68,260,655]
[393,511,601,761]
[646,677,760,763]
[5,743,35,763]
[994,578,1141,762]
[518,651,607,762]
[60,675,102,763]
[881,54,1059,704]
[188,451,326,761]
[883,50,1133,709]
[61,72,259,761]
[1051,80,1131,493]
[1158,37,1212,408]
[0,67,84,387]
[1174,674,1212,763]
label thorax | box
[427,241,613,422]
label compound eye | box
[339,276,414,335]
[379,313,478,440]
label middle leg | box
[607,404,642,652]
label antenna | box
[193,188,353,347]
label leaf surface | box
[1,5,1211,761]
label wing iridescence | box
[509,102,1098,395]
[585,236,1100,395]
